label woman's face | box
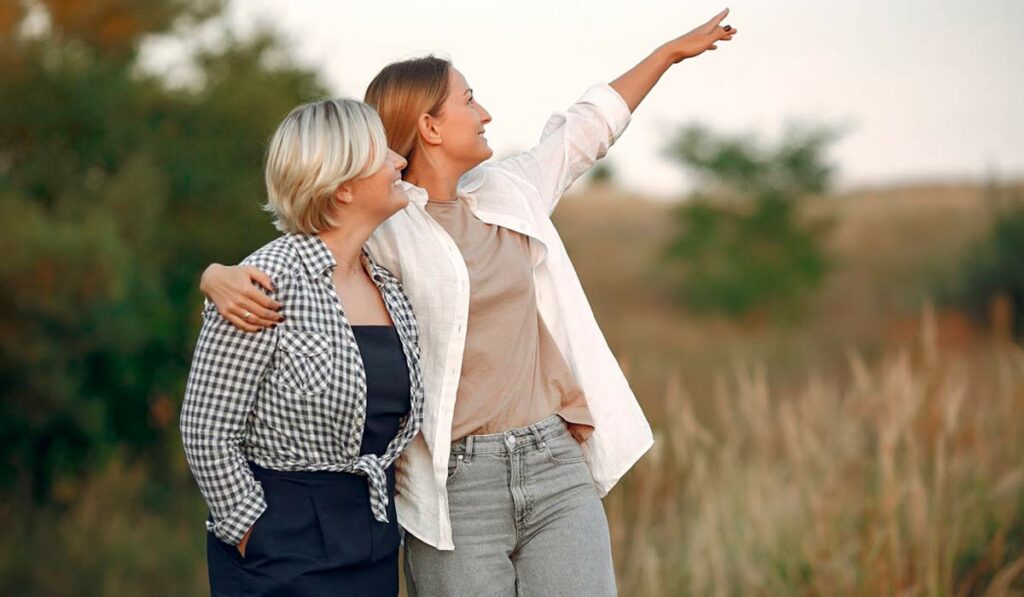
[434,67,493,169]
[345,148,409,219]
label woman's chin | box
[389,191,410,212]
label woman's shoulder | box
[238,235,301,286]
[459,159,538,198]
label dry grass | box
[605,309,1024,595]
[555,181,1024,595]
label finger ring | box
[724,25,732,31]
[243,311,253,320]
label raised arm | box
[493,8,737,213]
[200,263,284,332]
[610,8,736,112]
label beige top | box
[424,198,595,443]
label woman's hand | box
[200,264,283,332]
[237,525,254,557]
[610,7,738,112]
[662,7,737,63]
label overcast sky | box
[145,0,1024,198]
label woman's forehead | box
[449,68,469,92]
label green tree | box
[947,180,1024,341]
[662,122,840,321]
[0,0,327,497]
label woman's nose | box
[391,150,408,171]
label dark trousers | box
[207,463,400,597]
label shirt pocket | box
[274,330,332,395]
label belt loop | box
[529,424,545,450]
[465,435,475,462]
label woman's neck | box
[404,154,465,203]
[318,218,377,277]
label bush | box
[947,183,1024,341]
[662,122,840,321]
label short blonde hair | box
[263,98,388,234]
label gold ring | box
[243,311,253,320]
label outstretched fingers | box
[706,7,729,30]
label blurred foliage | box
[946,181,1024,340]
[0,449,210,595]
[662,122,840,321]
[0,0,326,499]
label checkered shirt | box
[180,233,424,545]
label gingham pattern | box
[180,233,424,545]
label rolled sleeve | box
[493,83,632,214]
[205,481,267,545]
[575,83,631,141]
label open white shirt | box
[366,83,654,550]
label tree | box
[662,122,841,321]
[0,0,327,496]
[947,180,1024,341]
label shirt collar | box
[398,180,429,206]
[288,233,335,277]
[399,168,485,208]
[288,233,385,282]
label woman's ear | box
[334,184,354,205]
[417,113,443,147]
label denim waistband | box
[450,414,570,456]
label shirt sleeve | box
[179,297,278,545]
[494,83,631,214]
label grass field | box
[555,181,1024,595]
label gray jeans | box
[403,415,617,596]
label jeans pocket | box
[543,432,587,465]
[446,453,467,483]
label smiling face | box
[432,68,493,170]
[338,148,409,220]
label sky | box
[144,0,1024,199]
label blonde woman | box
[200,9,737,595]
[180,98,423,596]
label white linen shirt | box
[365,83,654,550]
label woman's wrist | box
[199,263,224,295]
[654,42,684,66]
